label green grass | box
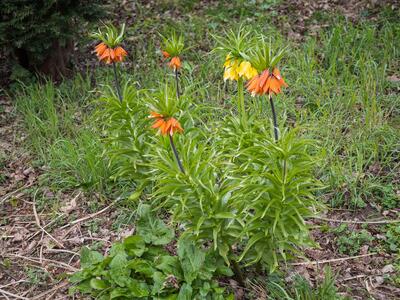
[254,267,347,300]
[13,75,128,195]
[46,130,111,192]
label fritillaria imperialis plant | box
[213,26,258,126]
[150,133,246,284]
[80,22,322,295]
[93,23,127,102]
[247,37,288,141]
[233,129,322,271]
[160,32,185,99]
[96,84,150,188]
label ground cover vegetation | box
[1,0,399,299]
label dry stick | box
[0,291,10,300]
[31,280,69,300]
[0,288,29,300]
[0,280,28,289]
[20,286,35,299]
[1,236,14,239]
[268,94,279,142]
[169,135,185,174]
[312,216,400,224]
[28,213,66,241]
[112,61,122,102]
[60,203,113,229]
[341,274,368,282]
[32,194,65,249]
[0,183,33,205]
[45,248,79,256]
[290,252,377,266]
[39,244,44,264]
[28,191,81,240]
[5,254,78,272]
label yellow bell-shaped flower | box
[223,57,240,81]
[238,61,258,80]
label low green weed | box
[382,224,400,253]
[70,204,233,299]
[25,266,49,285]
[333,225,374,255]
[265,267,347,300]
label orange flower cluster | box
[149,112,183,136]
[162,51,182,70]
[246,68,288,96]
[95,42,127,64]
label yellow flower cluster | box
[223,55,258,81]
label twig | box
[45,248,79,256]
[341,274,368,281]
[312,216,400,224]
[27,213,66,241]
[1,236,14,239]
[290,253,377,266]
[31,280,69,300]
[32,192,65,249]
[0,288,29,300]
[0,291,10,300]
[60,204,113,229]
[39,244,44,264]
[4,254,78,272]
[0,183,33,205]
[0,280,28,289]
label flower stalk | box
[112,61,122,103]
[269,94,279,141]
[169,134,185,174]
[229,247,245,287]
[237,78,247,127]
[174,68,180,99]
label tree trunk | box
[39,39,74,80]
[14,39,74,81]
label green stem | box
[112,62,122,103]
[237,78,247,126]
[269,94,279,141]
[232,260,245,286]
[169,134,185,174]
[229,248,245,286]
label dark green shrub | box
[0,0,105,79]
